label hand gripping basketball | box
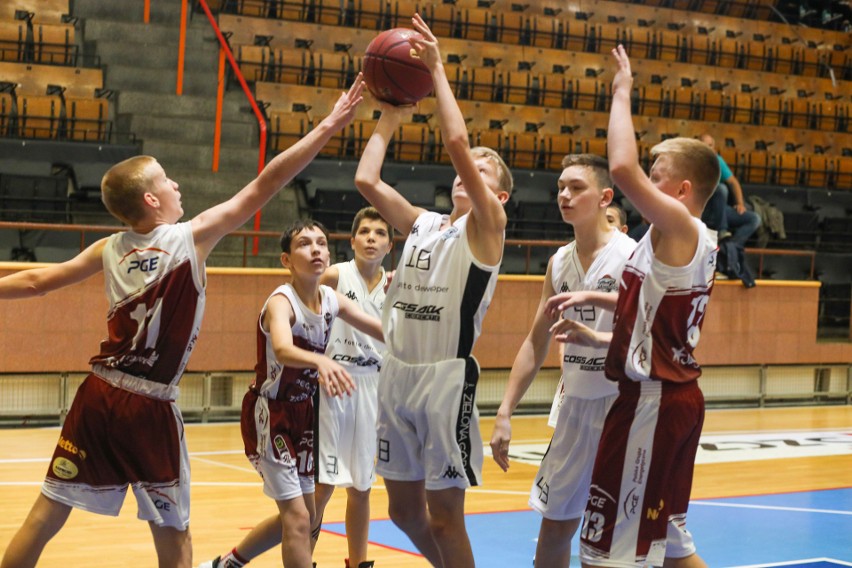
[363,28,434,106]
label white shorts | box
[316,370,379,491]
[376,355,483,491]
[247,452,315,502]
[530,394,615,521]
[547,375,566,428]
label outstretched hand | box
[409,13,442,71]
[327,72,366,127]
[544,291,594,319]
[549,317,606,347]
[611,44,633,96]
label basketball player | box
[0,78,365,568]
[606,204,629,233]
[313,207,392,568]
[490,154,636,568]
[352,13,513,568]
[550,46,720,568]
[202,220,383,568]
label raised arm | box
[409,14,507,237]
[336,292,384,342]
[607,46,696,245]
[265,294,356,397]
[0,238,106,299]
[191,76,365,261]
[354,104,425,235]
[490,259,558,472]
[319,264,341,290]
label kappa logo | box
[560,281,570,293]
[345,290,357,301]
[536,476,550,504]
[441,465,463,479]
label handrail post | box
[143,0,150,23]
[213,45,226,172]
[176,0,188,96]
[196,0,268,256]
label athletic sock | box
[220,548,249,568]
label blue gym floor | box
[323,488,852,567]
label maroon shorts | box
[580,379,704,566]
[42,374,189,529]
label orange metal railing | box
[172,0,269,255]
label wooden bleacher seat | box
[0,0,69,23]
[67,96,107,142]
[35,22,74,65]
[0,20,27,63]
[269,111,311,152]
[18,93,61,139]
[236,44,275,82]
[0,61,102,97]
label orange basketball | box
[363,28,433,106]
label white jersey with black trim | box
[550,229,636,399]
[383,211,501,364]
[324,260,387,373]
[254,284,339,402]
[90,222,205,393]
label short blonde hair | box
[471,146,514,196]
[650,138,720,207]
[101,155,157,224]
[351,206,392,238]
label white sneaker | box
[197,558,220,568]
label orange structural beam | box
[213,46,226,172]
[176,0,188,95]
[197,0,268,255]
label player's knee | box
[387,501,422,531]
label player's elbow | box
[354,172,378,194]
[609,162,637,187]
[443,132,470,153]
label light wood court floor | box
[0,406,849,566]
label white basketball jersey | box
[383,211,501,364]
[550,230,637,400]
[606,218,717,383]
[90,222,205,390]
[325,260,387,373]
[254,284,339,402]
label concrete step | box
[105,64,221,97]
[93,39,219,69]
[81,19,215,46]
[118,113,258,147]
[72,0,186,24]
[141,139,262,173]
[116,90,246,118]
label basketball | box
[363,28,433,106]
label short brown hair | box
[607,203,627,227]
[471,146,513,196]
[351,206,392,238]
[650,137,721,207]
[280,219,329,252]
[101,155,157,224]
[561,154,613,192]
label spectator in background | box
[698,133,761,248]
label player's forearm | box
[354,120,394,195]
[431,64,469,151]
[0,270,44,299]
[586,291,618,311]
[498,339,548,418]
[607,90,642,188]
[272,345,322,370]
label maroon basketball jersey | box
[606,218,717,384]
[89,222,205,392]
